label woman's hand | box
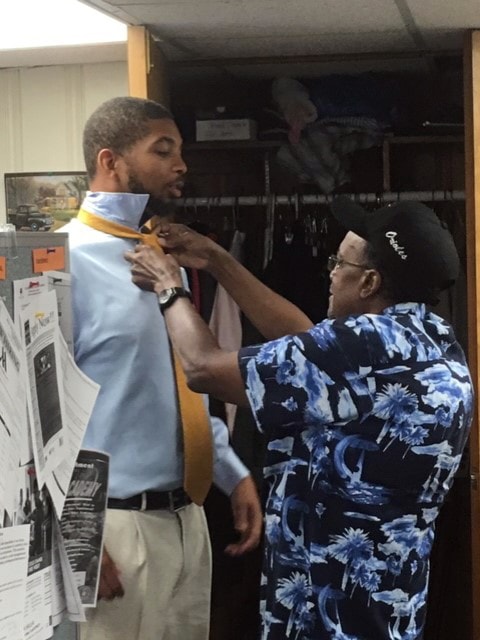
[125,245,183,294]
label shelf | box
[184,134,464,194]
[384,135,464,145]
[184,139,281,150]
[184,134,464,151]
[382,134,464,191]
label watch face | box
[158,287,191,312]
[158,288,175,305]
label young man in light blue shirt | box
[63,96,263,640]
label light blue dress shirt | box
[63,192,248,499]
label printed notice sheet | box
[59,450,109,608]
[0,525,29,640]
[21,465,53,640]
[49,526,67,627]
[13,276,49,329]
[0,299,28,527]
[19,290,67,490]
[45,272,73,355]
[47,334,100,519]
[12,277,51,466]
[54,521,85,623]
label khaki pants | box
[79,504,211,640]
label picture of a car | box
[7,205,54,231]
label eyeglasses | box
[327,255,371,272]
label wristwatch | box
[157,287,192,314]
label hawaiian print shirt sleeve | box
[238,318,369,434]
[238,308,473,438]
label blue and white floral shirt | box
[238,303,473,640]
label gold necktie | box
[77,208,213,505]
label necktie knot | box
[78,209,161,250]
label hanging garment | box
[263,218,331,323]
[209,230,246,433]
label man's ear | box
[97,148,118,177]
[359,269,382,299]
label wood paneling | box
[127,26,169,106]
[464,29,480,640]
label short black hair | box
[83,96,173,180]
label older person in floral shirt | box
[126,196,472,640]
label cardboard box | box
[195,119,257,142]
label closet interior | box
[161,50,471,640]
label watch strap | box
[158,287,192,314]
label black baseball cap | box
[330,196,460,303]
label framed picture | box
[4,172,88,231]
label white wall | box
[0,60,128,221]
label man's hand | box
[125,245,183,293]
[150,222,220,271]
[226,475,263,556]
[97,547,124,601]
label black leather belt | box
[107,488,191,512]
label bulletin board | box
[0,232,69,320]
[0,230,77,640]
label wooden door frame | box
[127,25,170,106]
[464,29,480,640]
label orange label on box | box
[32,247,65,273]
[0,257,5,280]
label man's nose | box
[174,155,187,175]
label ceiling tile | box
[81,0,471,66]
[244,0,405,32]
[103,0,243,4]
[108,0,406,38]
[407,0,480,29]
[119,3,253,36]
[166,30,415,59]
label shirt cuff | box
[213,446,250,496]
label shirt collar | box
[82,192,150,230]
[383,302,426,318]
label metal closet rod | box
[177,191,465,207]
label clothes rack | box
[177,190,465,208]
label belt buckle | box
[168,490,185,513]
